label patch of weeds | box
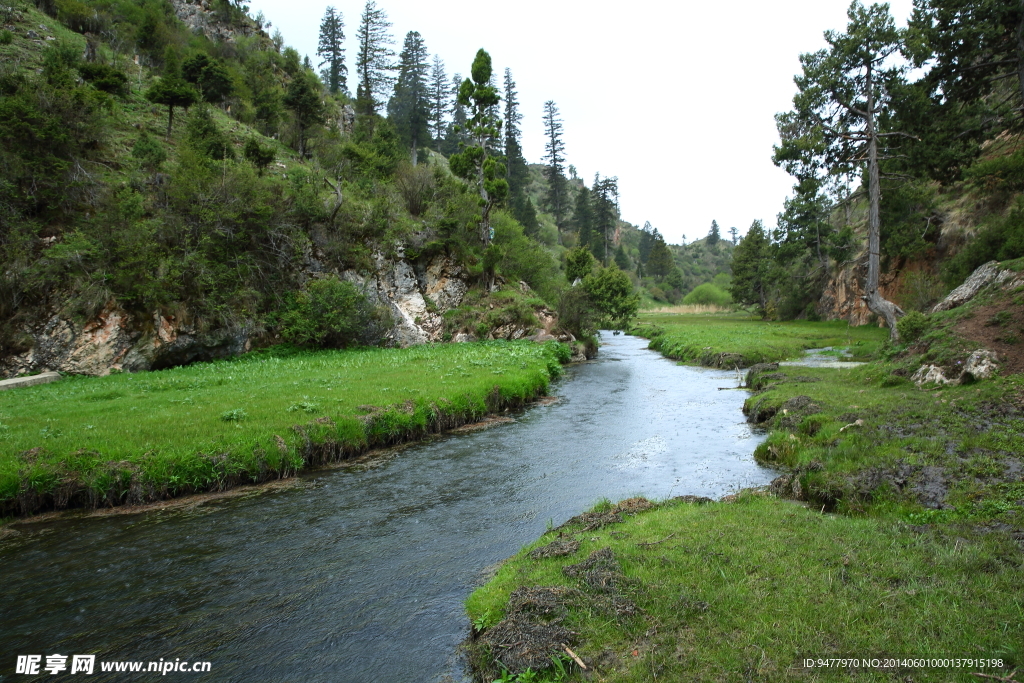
[986,310,1013,327]
[219,408,248,422]
[287,400,321,414]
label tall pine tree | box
[317,7,346,95]
[387,31,430,164]
[591,174,619,264]
[355,0,395,115]
[441,73,468,155]
[503,68,534,233]
[427,55,448,147]
[543,100,568,236]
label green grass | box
[467,495,1022,682]
[633,313,887,367]
[0,340,568,516]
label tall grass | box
[0,341,569,516]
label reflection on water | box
[0,334,773,682]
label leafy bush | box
[565,245,595,283]
[242,136,275,175]
[896,310,930,343]
[964,150,1024,192]
[682,282,732,306]
[0,29,13,45]
[77,63,128,95]
[557,286,595,340]
[491,211,560,301]
[583,266,640,329]
[131,130,166,170]
[280,277,390,349]
[184,105,234,160]
[943,197,1024,287]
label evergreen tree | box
[283,71,325,158]
[707,219,720,246]
[387,31,430,165]
[543,100,568,233]
[355,0,395,115]
[573,186,594,250]
[730,219,772,311]
[503,68,532,231]
[441,73,468,155]
[181,54,232,104]
[647,235,673,280]
[729,226,739,244]
[317,6,347,95]
[774,1,906,338]
[591,174,619,264]
[614,244,630,271]
[449,49,508,285]
[638,221,657,264]
[565,245,595,283]
[427,55,447,146]
[146,47,200,138]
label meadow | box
[0,341,568,516]
[633,313,888,367]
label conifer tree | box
[647,236,673,280]
[503,68,533,231]
[146,47,200,138]
[591,174,619,264]
[283,71,325,158]
[573,186,594,251]
[614,244,630,271]
[543,100,568,234]
[729,226,739,244]
[427,55,448,146]
[387,31,430,164]
[638,221,657,264]
[449,49,508,259]
[355,0,395,115]
[441,73,468,155]
[730,219,772,311]
[707,220,720,246]
[317,6,347,95]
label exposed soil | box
[528,537,581,559]
[955,299,1024,375]
[473,586,580,676]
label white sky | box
[247,0,915,244]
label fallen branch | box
[971,670,1018,682]
[561,644,587,670]
[637,533,676,547]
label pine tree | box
[441,73,468,155]
[730,219,772,310]
[614,244,630,271]
[707,219,720,246]
[427,55,448,146]
[543,100,568,234]
[355,0,395,115]
[387,31,430,164]
[449,49,508,259]
[503,68,532,230]
[729,226,739,244]
[591,174,619,264]
[573,187,594,251]
[317,6,346,95]
[146,47,199,138]
[638,221,657,264]
[283,72,325,158]
[647,236,673,280]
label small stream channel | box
[0,334,774,682]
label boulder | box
[911,364,957,386]
[962,349,999,381]
[932,261,1015,312]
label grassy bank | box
[466,309,1024,681]
[466,495,1021,682]
[0,340,569,517]
[632,314,887,367]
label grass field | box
[633,313,888,367]
[0,341,568,516]
[466,495,1022,682]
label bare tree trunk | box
[862,63,905,340]
[1016,3,1024,116]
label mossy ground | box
[467,309,1024,682]
[0,340,568,517]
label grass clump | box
[632,313,887,368]
[0,340,568,517]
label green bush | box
[896,310,930,343]
[131,130,166,170]
[77,63,128,95]
[280,277,390,349]
[0,29,13,45]
[583,266,640,329]
[682,282,732,306]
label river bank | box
[466,315,1024,681]
[0,340,569,519]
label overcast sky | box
[247,0,915,244]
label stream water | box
[0,334,774,682]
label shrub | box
[77,63,128,95]
[682,282,732,307]
[280,277,390,348]
[583,266,640,330]
[565,245,595,283]
[0,29,13,45]
[242,136,275,175]
[184,104,234,160]
[131,130,167,170]
[896,310,930,343]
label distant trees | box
[355,0,395,115]
[543,100,568,234]
[146,47,199,138]
[388,31,430,164]
[503,68,536,233]
[283,72,325,158]
[181,54,232,105]
[317,6,346,95]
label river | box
[0,333,774,682]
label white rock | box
[962,349,999,381]
[932,261,1015,312]
[911,364,958,386]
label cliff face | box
[0,253,471,378]
[817,253,901,325]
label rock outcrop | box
[169,0,260,44]
[817,253,901,325]
[931,261,1022,312]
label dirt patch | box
[556,498,657,533]
[614,497,656,515]
[955,299,1024,375]
[529,537,581,559]
[474,586,579,676]
[563,547,626,593]
[671,495,714,505]
[450,416,516,433]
